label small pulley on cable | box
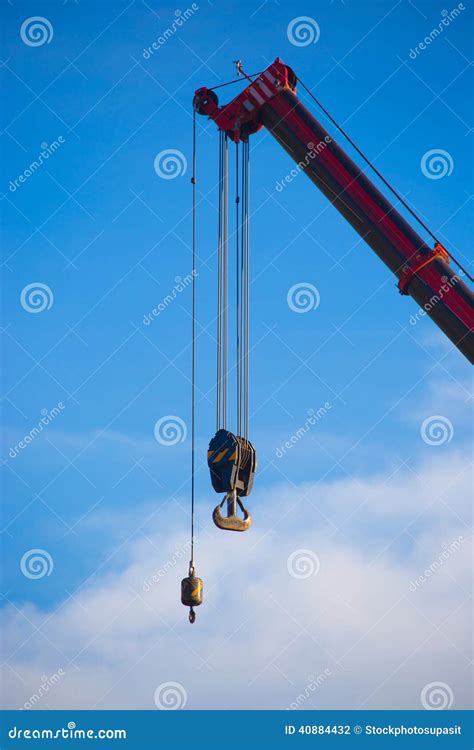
[208,118,256,532]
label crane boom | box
[194,58,474,363]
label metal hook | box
[212,490,252,532]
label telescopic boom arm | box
[194,58,474,363]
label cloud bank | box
[1,449,471,711]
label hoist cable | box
[243,141,250,441]
[235,142,242,436]
[223,136,228,427]
[242,141,249,439]
[217,138,250,441]
[241,144,245,440]
[216,131,222,430]
[240,141,246,440]
[190,106,197,568]
[297,76,473,282]
[216,133,229,430]
[234,141,251,441]
[208,71,263,91]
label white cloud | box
[1,449,471,711]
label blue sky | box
[1,0,472,711]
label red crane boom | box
[194,58,474,363]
